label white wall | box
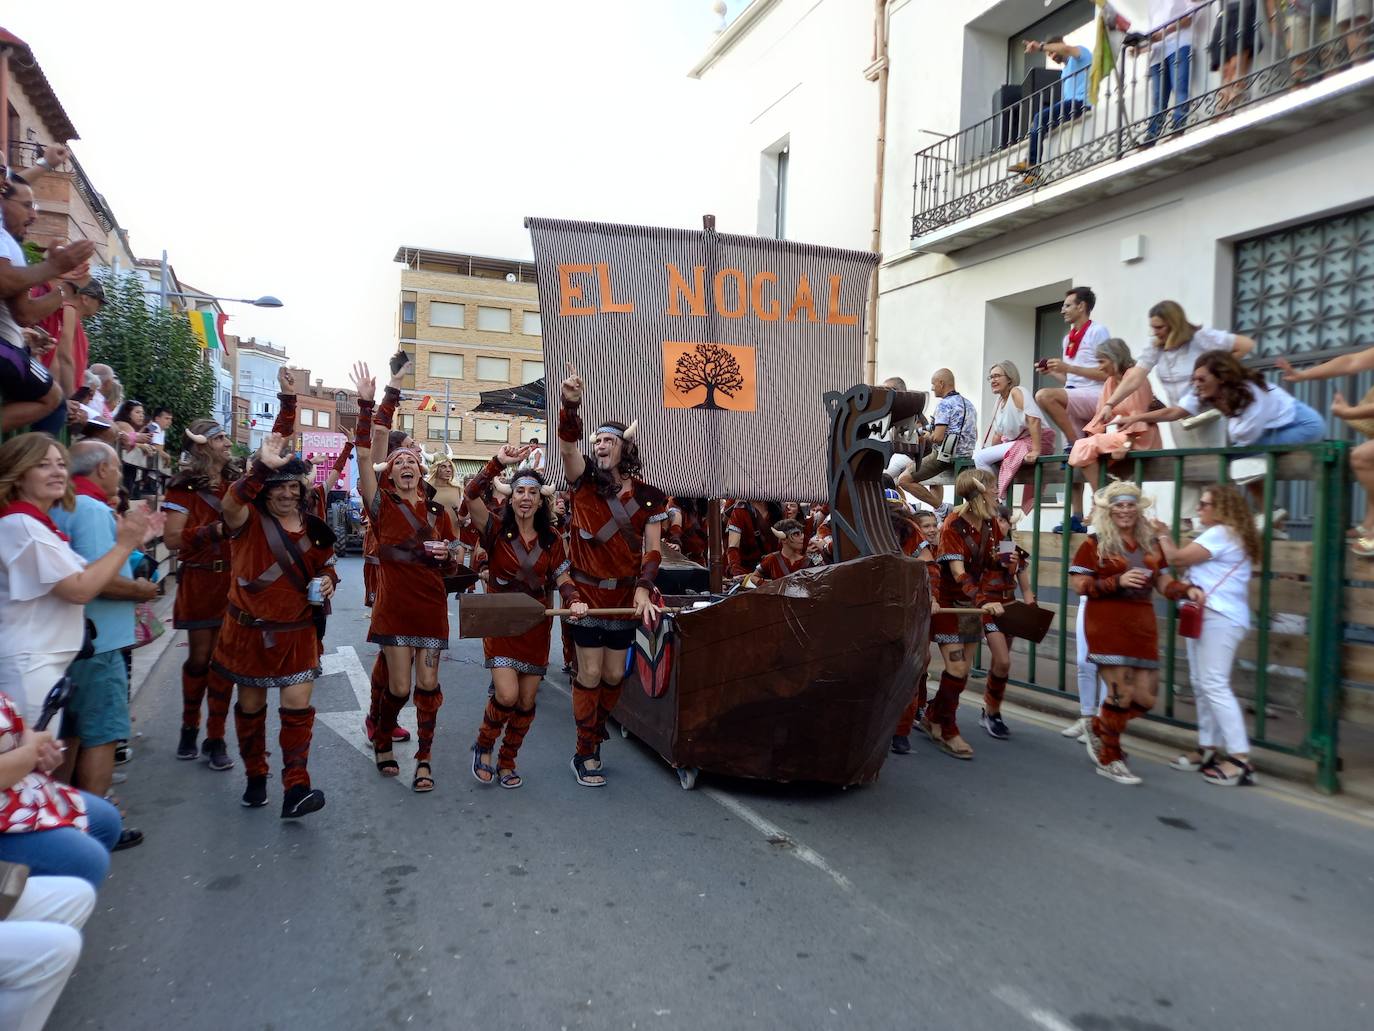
[238,350,286,449]
[696,0,878,251]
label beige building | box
[394,247,546,472]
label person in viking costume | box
[210,432,336,817]
[751,518,810,582]
[464,446,586,788]
[353,361,459,793]
[557,363,668,787]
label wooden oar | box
[459,593,680,638]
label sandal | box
[471,744,496,785]
[932,732,974,760]
[374,746,399,778]
[571,753,606,787]
[412,761,434,793]
[1203,758,1255,787]
[1169,749,1217,772]
[498,768,523,790]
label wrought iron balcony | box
[911,0,1374,250]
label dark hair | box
[773,518,804,536]
[387,429,410,453]
[150,405,172,420]
[530,437,540,445]
[996,504,1014,523]
[498,468,557,548]
[1193,350,1268,415]
[1066,286,1096,312]
[588,420,642,497]
[113,399,145,426]
[914,510,938,526]
[77,280,106,305]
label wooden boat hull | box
[615,553,929,786]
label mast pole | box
[703,214,724,595]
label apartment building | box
[393,247,545,472]
[235,337,289,451]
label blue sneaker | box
[1052,515,1087,535]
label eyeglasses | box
[1198,499,1214,509]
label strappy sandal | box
[412,761,434,793]
[1203,757,1255,787]
[498,768,523,790]
[932,732,974,760]
[1169,749,1217,772]
[471,744,496,785]
[374,746,399,778]
[571,753,606,787]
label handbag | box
[0,861,30,920]
[133,602,165,649]
[1177,553,1248,639]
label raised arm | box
[269,366,298,437]
[349,362,379,510]
[1276,348,1374,383]
[223,433,291,531]
[557,362,586,485]
[464,444,531,534]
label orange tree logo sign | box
[662,342,756,412]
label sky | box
[8,0,742,386]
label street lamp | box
[163,291,283,308]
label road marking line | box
[320,645,371,710]
[991,985,1078,1031]
[317,646,416,771]
[701,787,855,894]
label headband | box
[186,424,226,444]
[594,425,623,438]
[1109,492,1141,505]
[511,475,542,490]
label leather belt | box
[182,559,226,572]
[364,555,380,566]
[226,602,312,649]
[572,570,636,591]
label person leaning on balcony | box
[1269,1,1338,84]
[1210,0,1263,111]
[1035,286,1110,533]
[0,174,94,434]
[1140,0,1196,141]
[1274,347,1374,555]
[1007,36,1092,185]
[1152,483,1259,786]
[1068,337,1162,489]
[894,368,976,512]
[973,360,1051,517]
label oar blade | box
[458,593,549,638]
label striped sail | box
[526,217,877,502]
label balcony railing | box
[912,0,1374,241]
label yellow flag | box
[1088,11,1115,103]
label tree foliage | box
[86,272,215,445]
[672,343,744,410]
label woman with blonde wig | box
[1070,480,1199,785]
[923,468,1005,759]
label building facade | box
[234,337,289,451]
[394,247,545,471]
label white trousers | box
[973,440,1017,474]
[0,876,95,1031]
[1076,601,1102,715]
[1184,612,1251,755]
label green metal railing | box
[956,441,1350,793]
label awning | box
[473,378,546,418]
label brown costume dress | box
[1071,537,1166,669]
[932,511,1002,645]
[567,466,669,632]
[366,485,455,651]
[481,522,571,676]
[163,478,231,630]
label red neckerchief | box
[72,475,110,505]
[1064,319,1093,360]
[0,500,70,542]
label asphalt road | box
[53,557,1374,1030]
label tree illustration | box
[673,343,745,410]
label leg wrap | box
[561,617,576,668]
[1127,700,1152,722]
[204,669,233,741]
[234,704,269,778]
[413,686,443,761]
[374,686,408,744]
[984,672,1008,710]
[498,706,536,768]
[895,680,924,736]
[931,671,968,737]
[181,663,209,730]
[1094,702,1131,764]
[573,684,601,756]
[476,699,514,752]
[367,652,388,726]
[595,680,622,743]
[279,706,315,790]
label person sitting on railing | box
[974,360,1050,518]
[1153,483,1260,786]
[1274,348,1374,555]
[1035,287,1110,533]
[895,368,976,511]
[1008,36,1093,185]
[1068,337,1162,487]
